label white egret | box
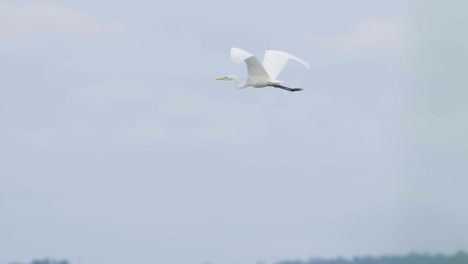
[216,47,310,92]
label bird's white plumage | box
[218,47,309,91]
[244,57,271,81]
[230,47,310,80]
[230,47,270,82]
[230,47,253,64]
[262,50,310,80]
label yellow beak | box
[216,77,226,80]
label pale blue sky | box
[1,1,467,264]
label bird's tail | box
[269,80,284,85]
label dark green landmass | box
[278,251,468,264]
[9,251,468,264]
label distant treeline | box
[278,251,468,264]
[8,251,468,264]
[8,259,69,264]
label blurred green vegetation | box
[279,251,468,264]
[9,251,468,264]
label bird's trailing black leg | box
[269,84,303,92]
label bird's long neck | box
[230,76,248,89]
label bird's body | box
[216,47,310,92]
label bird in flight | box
[216,47,310,92]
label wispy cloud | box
[0,1,124,40]
[306,18,402,54]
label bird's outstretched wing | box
[230,47,270,79]
[262,50,310,80]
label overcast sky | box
[1,1,467,264]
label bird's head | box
[216,75,237,81]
